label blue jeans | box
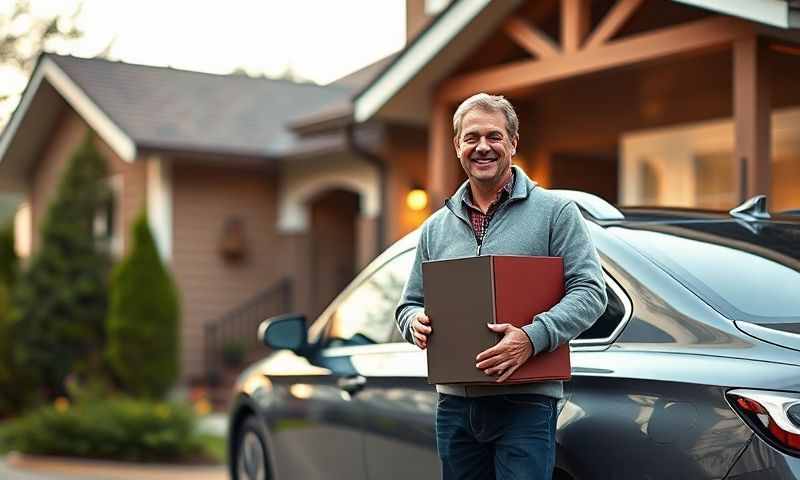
[436,393,557,480]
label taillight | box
[727,389,800,455]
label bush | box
[0,396,216,463]
[221,339,247,368]
[0,221,27,416]
[106,212,180,398]
[10,135,111,398]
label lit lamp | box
[406,186,428,211]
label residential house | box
[1,0,799,384]
[367,0,800,212]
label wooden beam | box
[503,17,561,59]
[561,0,591,53]
[442,16,753,102]
[584,0,644,50]
[428,98,456,209]
[734,36,771,199]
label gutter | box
[346,123,386,254]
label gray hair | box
[452,93,519,140]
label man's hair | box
[452,93,519,140]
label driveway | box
[0,454,227,480]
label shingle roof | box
[49,54,352,158]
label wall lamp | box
[406,185,428,211]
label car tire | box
[234,416,270,480]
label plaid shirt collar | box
[462,169,515,242]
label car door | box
[333,249,440,480]
[264,340,366,479]
[559,269,752,479]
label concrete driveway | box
[0,454,227,480]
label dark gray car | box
[228,193,800,480]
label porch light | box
[407,187,428,211]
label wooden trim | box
[561,0,590,53]
[428,98,455,209]
[503,17,561,59]
[442,16,754,101]
[584,0,644,50]
[733,36,771,199]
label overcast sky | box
[0,0,406,123]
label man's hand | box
[476,323,533,383]
[411,313,432,350]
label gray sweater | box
[395,166,607,399]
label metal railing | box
[203,278,293,382]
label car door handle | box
[337,375,366,394]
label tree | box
[9,134,111,399]
[0,221,22,415]
[106,212,180,398]
[1,0,84,127]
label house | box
[1,0,799,384]
[359,0,800,212]
[0,51,429,382]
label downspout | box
[346,123,387,254]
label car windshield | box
[610,220,800,326]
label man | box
[395,93,607,480]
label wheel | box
[235,416,270,480]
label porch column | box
[734,36,771,200]
[428,97,457,209]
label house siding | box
[171,163,286,380]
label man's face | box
[453,108,518,188]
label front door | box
[309,189,359,319]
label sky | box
[0,0,407,123]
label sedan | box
[228,192,800,480]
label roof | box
[288,53,399,134]
[0,53,367,191]
[48,54,351,158]
[674,0,800,29]
[354,0,800,123]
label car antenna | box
[730,195,770,222]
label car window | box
[324,250,415,347]
[575,281,626,342]
[611,224,800,324]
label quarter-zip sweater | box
[395,166,607,399]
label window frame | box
[316,248,416,349]
[570,270,633,348]
[313,248,632,355]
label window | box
[612,225,800,324]
[94,175,122,258]
[574,277,629,343]
[325,250,415,347]
[621,108,800,210]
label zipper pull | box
[476,239,482,256]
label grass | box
[196,433,226,464]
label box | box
[422,255,570,385]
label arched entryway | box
[308,188,360,319]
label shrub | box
[0,221,32,416]
[106,212,180,398]
[221,339,247,368]
[9,135,111,398]
[0,396,216,463]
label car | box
[227,192,800,480]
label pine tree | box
[106,212,180,398]
[10,135,111,398]
[0,221,22,414]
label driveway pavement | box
[0,454,227,480]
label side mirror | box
[258,314,308,353]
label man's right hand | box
[411,313,432,350]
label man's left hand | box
[476,323,533,383]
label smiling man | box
[396,93,608,480]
